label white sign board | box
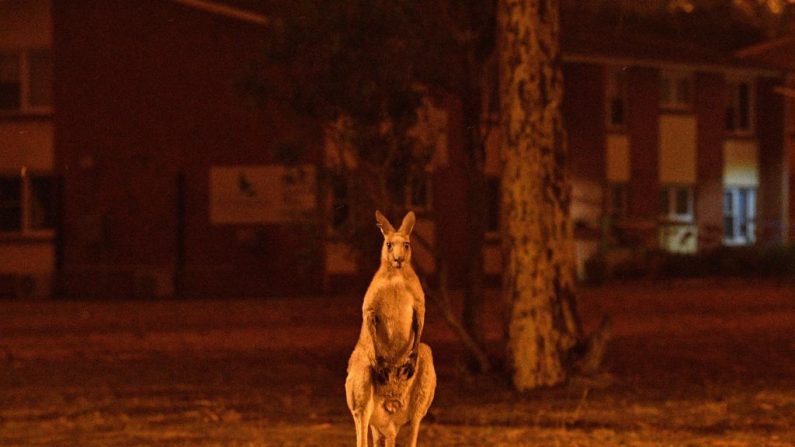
[209,165,316,224]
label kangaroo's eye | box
[386,242,392,251]
[403,242,410,250]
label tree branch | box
[412,233,492,373]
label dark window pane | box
[677,77,691,104]
[331,176,348,229]
[610,98,624,125]
[724,216,734,239]
[675,188,690,215]
[725,106,735,130]
[0,177,21,202]
[28,49,53,107]
[0,82,20,110]
[30,176,55,229]
[738,83,750,130]
[723,191,733,213]
[0,176,21,231]
[0,207,21,231]
[0,54,20,110]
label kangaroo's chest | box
[370,281,415,358]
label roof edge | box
[563,52,783,77]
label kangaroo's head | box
[375,210,415,270]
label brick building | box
[0,0,791,297]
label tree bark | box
[497,0,582,390]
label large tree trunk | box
[497,0,582,390]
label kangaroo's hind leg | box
[370,426,383,447]
[406,344,436,447]
[346,348,375,447]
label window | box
[606,183,627,219]
[406,171,431,212]
[330,175,350,230]
[0,177,22,231]
[660,71,692,110]
[726,79,754,135]
[0,54,20,111]
[659,185,694,222]
[0,49,53,113]
[0,171,55,234]
[385,161,432,213]
[724,187,755,245]
[606,67,627,129]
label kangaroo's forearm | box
[411,309,423,355]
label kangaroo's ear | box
[375,210,395,236]
[398,211,416,235]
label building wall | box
[46,1,791,296]
[757,77,787,244]
[0,0,52,48]
[626,67,660,245]
[564,63,605,278]
[695,73,726,249]
[0,0,54,297]
[54,0,323,297]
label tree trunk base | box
[571,315,612,376]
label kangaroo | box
[345,210,436,447]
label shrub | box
[657,244,795,278]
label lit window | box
[606,66,627,129]
[659,185,694,222]
[723,187,755,245]
[726,79,754,135]
[0,49,52,113]
[660,71,692,110]
[0,172,55,234]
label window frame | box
[0,49,53,116]
[659,70,693,111]
[0,169,55,238]
[723,186,756,246]
[725,78,755,137]
[605,66,628,131]
[659,185,694,223]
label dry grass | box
[0,278,794,446]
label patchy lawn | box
[1,279,794,446]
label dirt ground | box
[1,279,794,446]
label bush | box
[657,244,795,278]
